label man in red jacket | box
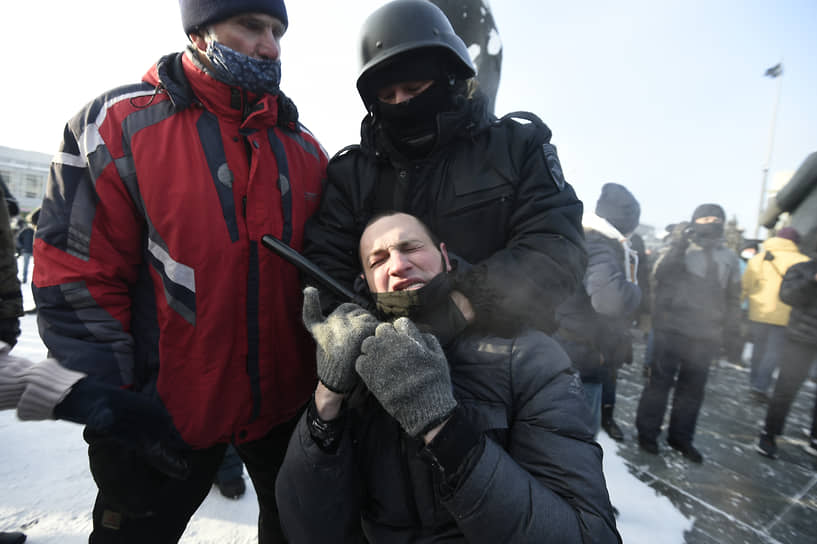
[31,1,327,542]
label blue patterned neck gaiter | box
[205,41,282,96]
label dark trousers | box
[749,322,786,393]
[87,413,299,544]
[764,338,817,439]
[601,364,618,408]
[635,330,717,444]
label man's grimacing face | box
[359,213,451,293]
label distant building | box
[0,145,51,214]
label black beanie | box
[179,0,288,34]
[691,203,725,222]
[595,183,641,235]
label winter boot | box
[755,432,777,459]
[216,476,246,499]
[601,404,624,441]
[667,437,703,463]
[637,435,659,454]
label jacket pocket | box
[447,170,514,216]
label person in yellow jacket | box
[742,227,809,400]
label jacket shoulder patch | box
[542,143,566,191]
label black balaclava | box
[364,49,457,158]
[691,203,726,245]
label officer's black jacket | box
[303,93,586,334]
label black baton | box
[261,235,368,306]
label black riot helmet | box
[357,0,476,108]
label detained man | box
[276,212,621,543]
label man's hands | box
[356,318,457,438]
[302,286,380,394]
[53,380,190,479]
[303,288,457,438]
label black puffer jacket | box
[303,94,586,334]
[556,215,641,376]
[779,259,817,346]
[651,237,741,342]
[276,331,620,543]
[0,181,22,336]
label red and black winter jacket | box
[32,51,328,448]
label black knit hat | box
[179,0,288,34]
[691,203,725,222]
[595,183,641,235]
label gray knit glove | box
[302,286,380,393]
[0,342,29,412]
[0,342,86,419]
[356,318,457,437]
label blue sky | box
[3,0,815,234]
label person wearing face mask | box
[634,204,742,463]
[276,212,620,543]
[303,0,586,343]
[30,1,328,542]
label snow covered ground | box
[1,266,691,542]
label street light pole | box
[755,62,783,238]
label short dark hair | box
[363,211,441,246]
[359,211,442,270]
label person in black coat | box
[15,215,34,284]
[555,183,642,440]
[0,177,26,544]
[303,0,586,342]
[756,257,817,458]
[635,204,742,463]
[276,212,620,543]
[0,178,22,348]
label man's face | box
[359,213,450,293]
[191,12,284,61]
[694,216,722,225]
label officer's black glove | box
[669,221,692,249]
[373,272,467,347]
[0,317,21,347]
[54,379,190,479]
